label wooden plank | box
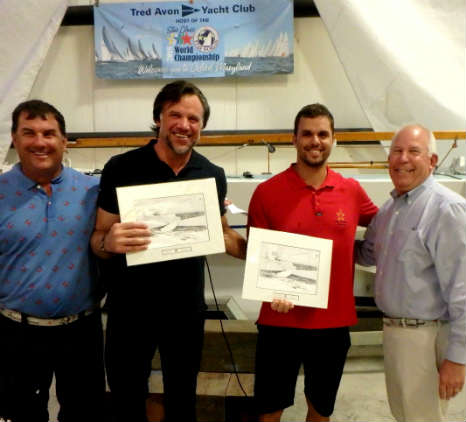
[329,162,388,169]
[68,137,153,147]
[336,131,393,141]
[67,131,466,148]
[199,133,293,145]
[336,131,466,141]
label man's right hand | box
[103,222,151,254]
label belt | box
[0,306,98,327]
[383,316,446,328]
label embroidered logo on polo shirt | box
[336,209,346,226]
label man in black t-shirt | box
[91,80,246,422]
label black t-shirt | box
[98,139,227,313]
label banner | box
[93,0,293,79]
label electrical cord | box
[205,258,249,397]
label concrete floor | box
[285,356,466,422]
[48,354,466,421]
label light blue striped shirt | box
[357,176,466,364]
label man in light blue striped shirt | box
[357,124,466,421]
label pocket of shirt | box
[396,228,429,263]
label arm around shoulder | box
[222,215,247,260]
[355,218,378,267]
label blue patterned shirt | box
[0,164,101,317]
[357,176,466,364]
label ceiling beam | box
[294,0,319,18]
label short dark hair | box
[151,80,210,134]
[11,99,66,136]
[293,103,334,135]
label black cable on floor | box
[205,258,249,397]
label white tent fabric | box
[314,0,465,131]
[0,0,67,164]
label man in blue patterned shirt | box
[357,124,466,421]
[0,100,105,422]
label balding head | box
[388,124,438,196]
[390,124,437,156]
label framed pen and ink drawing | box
[242,227,333,309]
[117,178,225,266]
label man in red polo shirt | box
[248,104,378,422]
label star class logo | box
[176,31,193,46]
[336,209,347,225]
[193,26,219,52]
[166,27,193,47]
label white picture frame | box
[242,227,333,309]
[116,178,225,266]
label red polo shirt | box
[247,165,378,329]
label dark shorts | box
[254,324,351,417]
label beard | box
[299,150,330,168]
[303,157,326,168]
[164,134,198,156]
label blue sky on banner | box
[94,0,293,79]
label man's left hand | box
[438,359,465,400]
[270,298,294,313]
